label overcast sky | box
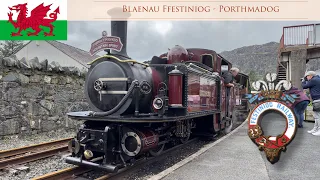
[64,21,318,61]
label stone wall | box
[0,55,90,136]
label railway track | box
[31,166,92,180]
[0,137,72,170]
[32,138,200,180]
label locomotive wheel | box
[179,120,191,144]
[180,131,191,144]
[149,144,165,157]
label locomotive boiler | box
[65,10,250,173]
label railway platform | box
[151,115,320,180]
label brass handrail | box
[87,55,149,67]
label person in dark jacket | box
[222,67,239,87]
[286,86,310,128]
[301,71,320,135]
[222,67,239,116]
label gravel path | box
[0,129,76,151]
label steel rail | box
[0,137,72,158]
[32,138,199,180]
[31,166,92,180]
[31,157,104,180]
[0,137,72,170]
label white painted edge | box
[148,119,248,180]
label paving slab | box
[264,121,320,180]
[160,113,320,180]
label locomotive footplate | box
[67,110,220,123]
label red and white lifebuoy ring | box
[248,100,297,149]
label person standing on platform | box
[286,86,310,128]
[301,71,320,135]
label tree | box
[248,70,260,83]
[0,40,24,58]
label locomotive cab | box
[220,58,231,75]
[184,53,215,72]
[200,54,214,70]
[234,73,251,114]
[219,56,234,117]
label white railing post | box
[313,24,316,46]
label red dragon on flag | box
[7,3,60,37]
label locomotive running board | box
[67,110,220,123]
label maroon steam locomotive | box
[65,20,250,172]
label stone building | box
[14,40,99,71]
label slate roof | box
[46,41,100,68]
[14,40,100,68]
[12,41,31,54]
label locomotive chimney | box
[107,8,131,58]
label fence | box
[279,23,320,49]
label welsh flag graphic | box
[0,0,67,40]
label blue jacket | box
[302,75,320,101]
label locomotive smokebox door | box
[168,66,183,107]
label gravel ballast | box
[0,129,76,151]
[0,155,75,180]
[0,129,76,180]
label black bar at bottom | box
[65,157,119,173]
